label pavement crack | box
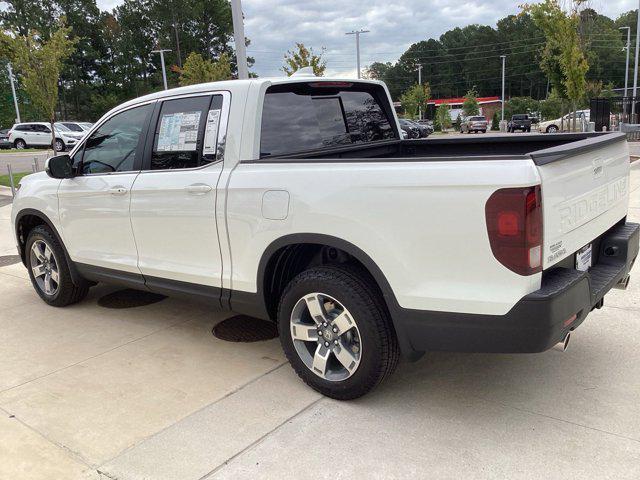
[0,317,192,395]
[198,396,324,480]
[470,395,640,444]
[0,405,97,469]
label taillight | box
[485,185,542,275]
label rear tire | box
[54,139,65,152]
[278,265,399,400]
[26,225,89,307]
[14,139,26,149]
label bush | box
[491,112,499,130]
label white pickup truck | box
[10,76,639,399]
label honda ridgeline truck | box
[11,75,639,399]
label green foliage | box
[364,62,392,80]
[539,90,564,120]
[491,111,499,130]
[462,87,480,116]
[434,103,452,131]
[400,82,431,119]
[179,52,232,86]
[282,43,326,77]
[504,96,540,118]
[526,0,589,110]
[2,24,77,143]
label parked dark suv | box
[508,114,532,133]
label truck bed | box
[254,132,626,166]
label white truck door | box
[130,92,229,289]
[58,103,155,273]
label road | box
[0,160,638,480]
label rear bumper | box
[394,221,639,356]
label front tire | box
[546,125,558,133]
[26,225,89,307]
[278,265,399,400]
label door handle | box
[185,184,212,195]
[109,186,128,195]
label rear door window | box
[260,82,397,158]
[150,95,224,170]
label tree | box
[179,52,231,86]
[491,112,500,130]
[525,0,589,130]
[462,87,480,116]
[504,96,540,118]
[400,82,431,119]
[364,61,392,80]
[2,24,76,148]
[282,43,326,77]
[434,103,452,131]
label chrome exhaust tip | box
[552,332,571,352]
[614,275,630,290]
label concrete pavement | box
[0,150,52,174]
[0,162,639,480]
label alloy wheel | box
[30,240,59,296]
[289,292,362,382]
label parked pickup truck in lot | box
[11,77,639,399]
[508,114,533,133]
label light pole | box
[620,26,631,98]
[500,55,506,122]
[231,0,249,79]
[152,48,172,90]
[346,29,370,79]
[417,64,423,119]
[632,0,640,119]
[7,63,20,123]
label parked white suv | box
[8,122,83,151]
[10,78,639,399]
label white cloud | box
[95,0,639,76]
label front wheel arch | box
[15,209,84,287]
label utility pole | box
[632,0,640,119]
[500,55,506,122]
[7,63,21,123]
[173,13,182,68]
[231,0,249,79]
[417,64,423,119]
[152,48,172,90]
[620,26,631,98]
[346,29,370,79]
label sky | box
[95,0,638,78]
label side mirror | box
[45,154,74,179]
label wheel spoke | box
[50,268,59,284]
[291,323,319,342]
[44,245,53,261]
[305,294,327,325]
[33,243,46,262]
[44,273,53,294]
[332,311,354,335]
[312,344,331,377]
[32,264,46,278]
[333,343,358,373]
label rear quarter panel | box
[225,159,542,316]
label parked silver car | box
[460,115,488,134]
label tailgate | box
[532,133,630,269]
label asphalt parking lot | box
[0,161,639,480]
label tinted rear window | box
[512,115,527,120]
[260,83,397,158]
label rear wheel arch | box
[254,234,413,355]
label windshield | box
[470,116,486,121]
[55,123,71,132]
[63,123,84,132]
[80,123,94,130]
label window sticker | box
[202,109,221,156]
[157,111,201,152]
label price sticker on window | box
[203,109,221,157]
